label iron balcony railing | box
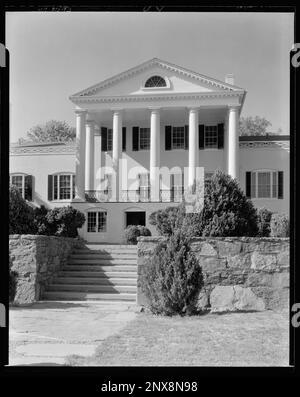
[85,188,186,203]
[85,190,113,202]
[120,188,151,202]
[160,187,185,203]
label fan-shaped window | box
[144,75,167,88]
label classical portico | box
[70,58,244,204]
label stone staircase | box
[43,244,138,302]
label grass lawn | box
[67,310,289,366]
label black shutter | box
[48,175,53,201]
[217,123,224,149]
[278,171,284,199]
[132,127,139,151]
[184,125,189,150]
[122,127,126,151]
[24,175,33,201]
[101,127,108,151]
[246,172,251,198]
[199,124,205,149]
[165,126,172,150]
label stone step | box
[59,270,138,278]
[81,244,137,251]
[64,265,137,272]
[53,277,137,286]
[47,284,137,293]
[70,253,137,260]
[73,248,137,255]
[43,291,136,301]
[68,258,137,265]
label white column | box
[150,108,160,201]
[94,125,102,191]
[188,108,199,188]
[74,109,87,200]
[85,119,95,192]
[227,106,240,180]
[112,109,122,201]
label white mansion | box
[10,58,290,243]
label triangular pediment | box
[70,58,244,100]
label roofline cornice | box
[69,90,245,105]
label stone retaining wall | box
[137,237,290,312]
[9,235,84,304]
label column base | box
[72,197,86,203]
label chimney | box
[225,74,235,85]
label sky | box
[6,12,294,142]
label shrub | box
[149,203,186,236]
[9,185,35,234]
[32,205,50,235]
[257,208,272,237]
[44,206,86,237]
[270,213,289,237]
[196,170,258,237]
[149,172,258,238]
[124,225,151,245]
[140,228,203,315]
[9,257,18,303]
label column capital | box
[111,108,124,114]
[228,105,240,112]
[148,106,161,113]
[187,107,200,113]
[75,109,87,116]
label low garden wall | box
[137,237,290,312]
[9,234,84,304]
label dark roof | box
[239,135,290,142]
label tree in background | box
[239,116,273,136]
[19,120,75,144]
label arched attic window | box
[144,75,167,88]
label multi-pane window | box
[139,128,150,150]
[139,173,150,201]
[107,129,113,151]
[87,211,107,233]
[103,174,112,196]
[53,174,75,200]
[249,171,280,199]
[11,175,23,195]
[10,174,32,200]
[257,172,271,198]
[171,173,183,202]
[205,126,218,148]
[172,127,185,149]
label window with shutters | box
[172,127,185,149]
[51,173,75,200]
[246,170,283,199]
[10,173,32,201]
[87,210,107,233]
[139,128,150,150]
[204,126,218,148]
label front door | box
[126,211,146,227]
